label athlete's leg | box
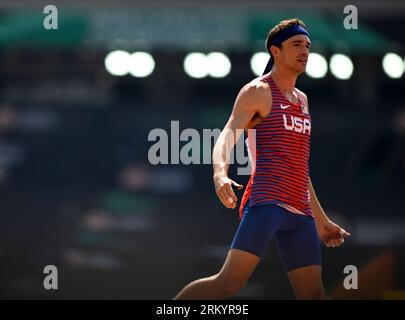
[287,265,325,299]
[175,203,284,300]
[174,248,259,300]
[276,212,324,299]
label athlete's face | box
[272,35,311,74]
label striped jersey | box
[239,74,313,219]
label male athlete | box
[175,19,351,300]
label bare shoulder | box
[242,77,272,99]
[235,78,272,113]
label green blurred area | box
[0,10,86,48]
[247,10,389,52]
[0,8,390,52]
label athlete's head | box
[265,19,311,74]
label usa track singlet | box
[239,74,313,219]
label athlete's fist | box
[213,175,243,209]
[316,220,351,248]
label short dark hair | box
[265,18,308,56]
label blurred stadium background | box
[0,0,404,299]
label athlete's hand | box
[213,175,243,209]
[316,220,351,248]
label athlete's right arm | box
[212,80,271,209]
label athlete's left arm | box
[308,177,351,247]
[299,89,351,247]
[308,177,329,224]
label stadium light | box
[382,53,404,79]
[305,53,328,79]
[330,54,354,80]
[207,52,231,78]
[184,53,209,79]
[129,52,155,78]
[250,52,270,76]
[104,50,131,76]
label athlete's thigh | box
[275,214,324,299]
[275,215,321,272]
[217,248,260,283]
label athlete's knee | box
[221,279,247,296]
[216,273,248,296]
[294,285,325,300]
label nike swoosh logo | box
[280,104,290,109]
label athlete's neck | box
[269,66,298,96]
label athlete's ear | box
[270,45,281,59]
